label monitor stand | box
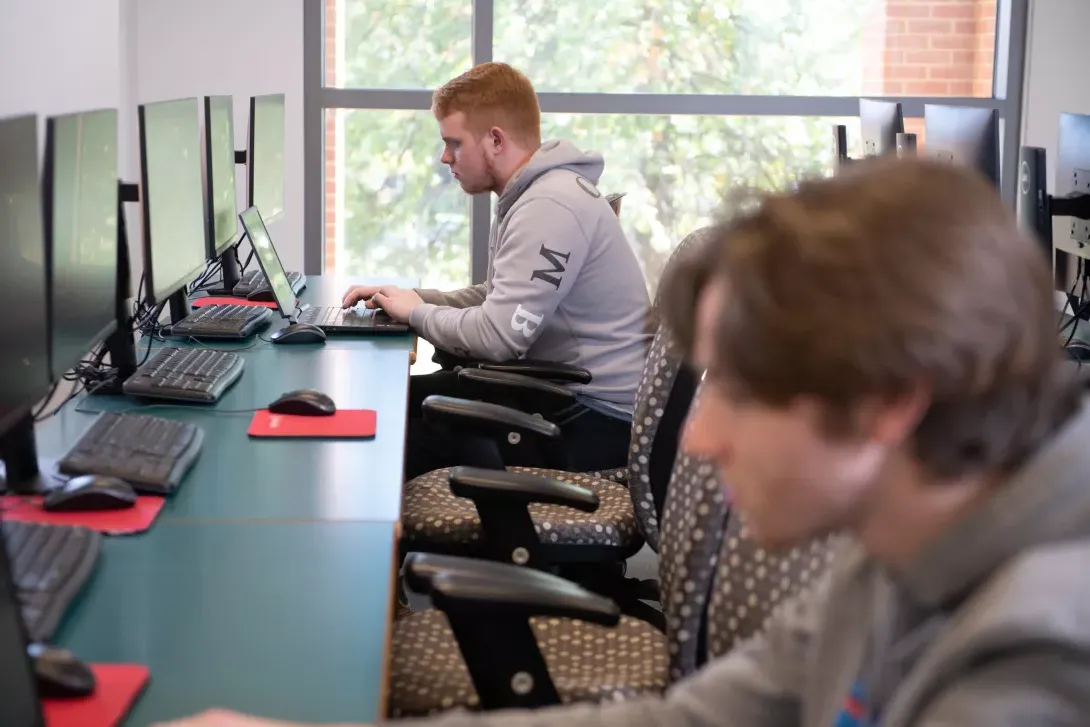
[0,413,60,495]
[168,289,191,325]
[205,246,243,296]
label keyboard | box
[170,304,272,339]
[2,521,101,642]
[58,412,204,495]
[296,306,409,333]
[233,269,306,297]
[122,347,244,403]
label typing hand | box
[341,285,392,310]
[150,708,359,727]
[371,287,424,323]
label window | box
[308,0,1023,293]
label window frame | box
[302,0,1029,278]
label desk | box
[36,275,414,725]
[55,521,397,724]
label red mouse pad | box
[248,409,377,439]
[191,296,277,309]
[43,663,150,727]
[0,496,166,535]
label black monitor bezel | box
[202,95,238,260]
[42,109,121,380]
[137,98,208,305]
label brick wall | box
[324,0,339,270]
[862,0,997,144]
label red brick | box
[886,3,932,18]
[888,34,930,49]
[906,49,953,64]
[890,65,928,80]
[953,20,977,34]
[908,19,954,34]
[931,35,976,50]
[886,19,907,33]
[952,49,975,64]
[883,81,905,95]
[932,4,976,19]
[883,50,905,65]
[948,80,975,96]
[905,80,952,95]
[929,65,971,80]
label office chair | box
[388,443,732,717]
[388,448,838,716]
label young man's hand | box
[341,285,389,309]
[151,708,356,727]
[370,287,424,323]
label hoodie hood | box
[496,139,605,219]
[900,391,1090,608]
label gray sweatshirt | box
[410,140,652,417]
[406,400,1090,726]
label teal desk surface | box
[56,520,396,726]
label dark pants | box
[404,371,631,481]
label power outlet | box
[1071,168,1090,245]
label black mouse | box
[270,323,327,345]
[28,642,96,699]
[268,389,337,416]
[42,475,137,512]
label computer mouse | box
[268,389,337,416]
[270,323,327,345]
[42,475,137,512]
[28,642,96,699]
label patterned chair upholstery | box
[389,394,731,718]
[705,515,842,660]
[400,228,714,561]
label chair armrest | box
[448,466,597,512]
[476,359,592,385]
[412,555,619,710]
[421,395,569,470]
[457,368,576,415]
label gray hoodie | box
[407,400,1090,726]
[410,140,652,417]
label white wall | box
[124,0,305,273]
[1021,0,1090,260]
[0,0,121,122]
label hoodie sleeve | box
[414,284,488,309]
[408,198,588,361]
[391,584,825,727]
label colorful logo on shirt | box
[833,681,873,727]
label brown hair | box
[432,62,542,148]
[662,157,1080,479]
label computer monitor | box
[43,109,120,381]
[859,99,904,158]
[1056,113,1090,249]
[0,115,53,494]
[238,206,297,317]
[924,104,1001,188]
[247,94,285,224]
[202,96,239,263]
[138,97,206,322]
[0,528,42,727]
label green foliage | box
[337,0,863,290]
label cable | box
[31,381,62,419]
[34,377,117,422]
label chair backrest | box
[705,515,841,661]
[657,449,731,682]
[626,227,715,550]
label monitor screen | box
[238,206,295,316]
[859,99,904,158]
[0,529,42,727]
[44,109,120,380]
[924,104,1001,188]
[203,96,238,258]
[0,115,51,437]
[138,98,206,303]
[248,94,285,223]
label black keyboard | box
[233,270,306,297]
[122,347,244,403]
[170,304,272,339]
[297,306,408,333]
[58,412,204,495]
[2,521,101,642]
